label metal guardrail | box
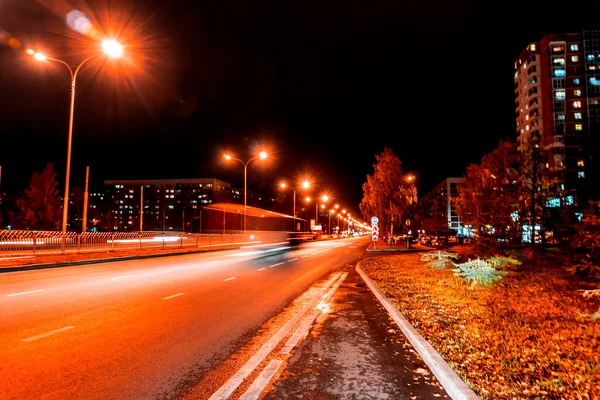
[0,230,279,256]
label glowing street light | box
[27,39,124,232]
[224,151,268,233]
[280,179,309,231]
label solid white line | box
[22,326,75,342]
[0,256,34,261]
[257,268,266,271]
[208,272,342,400]
[287,258,299,263]
[280,272,347,354]
[162,293,185,300]
[7,289,44,297]
[171,266,186,270]
[239,359,284,400]
[224,276,237,281]
[111,275,132,280]
[269,262,285,268]
[356,265,479,400]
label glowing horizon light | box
[34,53,46,61]
[102,39,123,59]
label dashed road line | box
[269,262,285,268]
[111,275,132,280]
[286,258,299,263]
[22,326,76,342]
[257,268,266,271]
[162,293,185,300]
[224,276,237,282]
[7,289,44,297]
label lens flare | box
[34,53,47,61]
[102,39,123,59]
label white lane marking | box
[281,272,347,354]
[269,262,285,268]
[257,268,266,271]
[163,293,185,300]
[239,359,284,400]
[111,275,132,280]
[224,276,237,281]
[171,266,186,270]
[22,326,75,342]
[7,289,44,297]
[300,255,310,258]
[208,272,342,400]
[286,258,299,263]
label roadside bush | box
[453,258,508,286]
[420,250,458,269]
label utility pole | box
[140,185,143,231]
[82,166,89,233]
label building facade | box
[415,177,464,234]
[101,178,234,232]
[514,30,600,207]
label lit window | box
[530,44,536,51]
[557,114,565,121]
[590,77,600,86]
[526,125,530,131]
[555,91,565,100]
[577,160,585,167]
[552,46,564,53]
[576,124,583,131]
[575,112,582,119]
[574,89,582,96]
[570,44,579,51]
[526,115,529,121]
[571,55,579,62]
[578,171,585,178]
[168,205,174,209]
[553,57,565,65]
[553,69,566,77]
[588,54,595,61]
[574,78,580,84]
[574,101,582,108]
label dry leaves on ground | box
[360,251,600,399]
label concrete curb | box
[356,263,480,400]
[0,246,243,274]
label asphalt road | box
[0,237,370,400]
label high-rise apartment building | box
[514,30,600,206]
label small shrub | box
[420,250,458,269]
[487,255,522,270]
[453,258,508,286]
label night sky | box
[1,0,599,216]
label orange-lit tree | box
[10,163,62,230]
[454,140,521,251]
[360,147,413,240]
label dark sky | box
[1,0,599,217]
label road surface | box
[0,237,369,399]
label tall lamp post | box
[224,151,267,233]
[280,180,309,231]
[27,40,124,232]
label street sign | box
[371,216,379,242]
[405,219,411,226]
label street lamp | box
[280,180,309,231]
[329,209,335,235]
[27,39,124,232]
[224,151,268,233]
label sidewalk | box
[261,246,479,400]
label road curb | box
[356,263,480,400]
